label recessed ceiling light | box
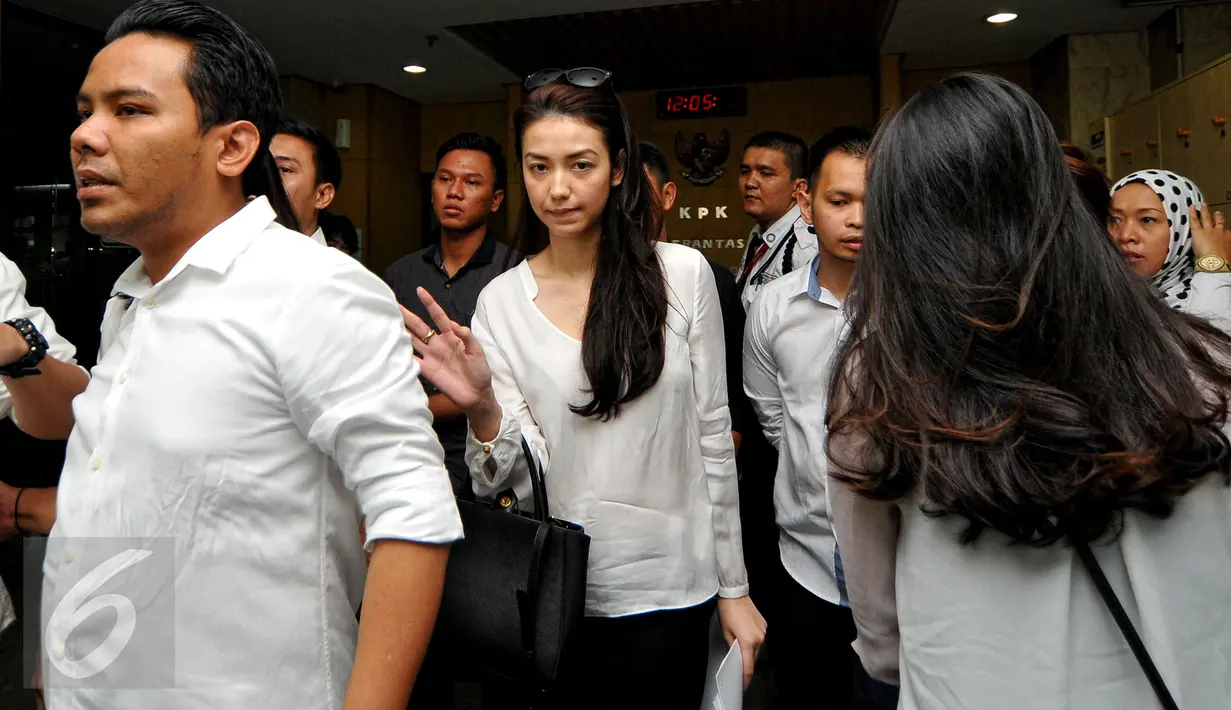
[403,64,427,74]
[986,12,1017,23]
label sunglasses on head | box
[524,67,613,92]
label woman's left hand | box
[1190,203,1231,260]
[717,595,767,689]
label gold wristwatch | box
[1196,254,1231,273]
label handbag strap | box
[520,437,550,522]
[1070,536,1180,710]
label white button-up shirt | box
[0,250,80,420]
[42,198,462,710]
[743,257,845,605]
[735,204,817,312]
[466,241,748,617]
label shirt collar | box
[423,230,499,272]
[794,254,842,308]
[111,197,277,299]
[750,204,803,244]
[310,227,327,246]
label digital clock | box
[655,86,747,120]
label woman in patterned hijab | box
[1109,169,1229,310]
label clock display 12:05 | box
[667,94,718,113]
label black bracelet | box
[13,487,26,535]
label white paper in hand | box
[701,612,743,710]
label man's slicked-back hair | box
[105,0,300,231]
[276,118,342,190]
[744,131,808,181]
[638,141,670,185]
[436,132,506,192]
[807,125,872,188]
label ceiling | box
[19,0,1184,104]
[882,0,1168,70]
[449,0,893,92]
[18,0,710,104]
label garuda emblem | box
[675,130,730,186]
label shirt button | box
[144,299,157,309]
[445,283,452,289]
[64,550,75,564]
[54,645,66,660]
[91,457,102,471]
[118,373,128,384]
[482,445,492,454]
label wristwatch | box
[0,318,48,378]
[1197,255,1231,273]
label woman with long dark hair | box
[403,70,765,707]
[828,73,1231,709]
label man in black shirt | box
[384,133,517,493]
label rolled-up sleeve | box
[689,253,748,597]
[465,294,548,507]
[275,262,463,548]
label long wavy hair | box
[514,83,666,421]
[828,73,1231,545]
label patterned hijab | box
[1110,169,1204,309]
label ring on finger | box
[422,329,437,344]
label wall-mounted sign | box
[675,130,730,186]
[677,206,730,219]
[656,86,748,120]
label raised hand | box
[1191,203,1231,261]
[400,287,495,412]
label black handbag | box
[435,438,590,692]
[1071,535,1180,710]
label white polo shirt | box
[42,197,462,710]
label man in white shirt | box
[42,2,462,708]
[734,131,816,312]
[271,118,340,246]
[743,126,873,710]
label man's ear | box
[315,182,336,211]
[663,181,678,212]
[215,120,261,178]
[797,187,814,226]
[490,189,506,213]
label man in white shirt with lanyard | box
[41,2,462,709]
[744,127,884,710]
[271,118,340,246]
[734,131,816,312]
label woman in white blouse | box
[1109,169,1231,327]
[402,70,765,707]
[827,73,1231,710]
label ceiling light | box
[403,65,427,74]
[986,12,1017,23]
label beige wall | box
[1067,32,1152,153]
[901,62,1034,102]
[280,78,422,275]
[420,101,506,173]
[1182,2,1231,75]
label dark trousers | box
[549,598,715,709]
[770,571,857,710]
[852,661,900,710]
[412,599,715,710]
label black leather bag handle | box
[1070,535,1180,710]
[516,437,552,657]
